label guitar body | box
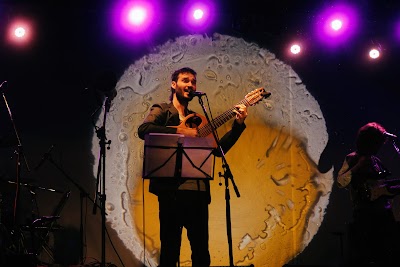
[168,113,209,134]
[367,178,400,201]
[169,113,218,147]
[179,113,208,129]
[369,183,393,201]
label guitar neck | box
[197,98,250,137]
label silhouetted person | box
[337,122,400,265]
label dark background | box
[1,0,400,266]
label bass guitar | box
[367,178,400,201]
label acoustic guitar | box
[171,87,271,139]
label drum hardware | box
[0,181,69,266]
[34,190,70,265]
[0,83,69,265]
[0,82,34,262]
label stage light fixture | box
[193,9,204,20]
[314,3,360,48]
[330,19,343,31]
[369,48,380,59]
[14,27,26,38]
[290,44,301,55]
[6,17,34,46]
[128,6,147,26]
[181,0,216,32]
[111,0,162,43]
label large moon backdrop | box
[92,33,333,267]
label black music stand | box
[143,133,215,180]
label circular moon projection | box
[93,33,333,267]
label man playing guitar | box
[138,67,251,267]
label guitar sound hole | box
[186,116,202,128]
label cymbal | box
[2,180,64,193]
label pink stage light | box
[284,39,307,59]
[290,44,301,55]
[368,48,380,59]
[14,27,26,38]
[6,18,34,46]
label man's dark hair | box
[356,122,386,155]
[171,67,197,82]
[169,67,197,101]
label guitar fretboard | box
[197,99,250,137]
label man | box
[138,67,248,266]
[337,122,400,265]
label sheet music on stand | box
[143,133,215,179]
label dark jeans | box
[348,206,400,265]
[158,190,210,267]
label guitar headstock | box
[245,87,271,106]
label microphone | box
[34,144,55,171]
[384,132,397,138]
[188,88,206,97]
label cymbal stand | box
[1,84,31,255]
[196,95,240,267]
[41,150,103,264]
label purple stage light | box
[395,19,400,43]
[314,3,360,48]
[181,0,216,32]
[111,0,161,43]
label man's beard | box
[176,88,193,103]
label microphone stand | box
[1,84,31,254]
[196,95,240,267]
[92,97,112,267]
